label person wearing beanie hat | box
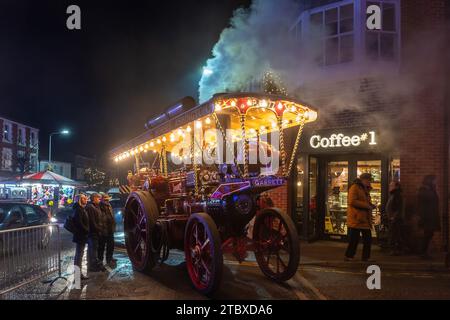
[99,193,117,268]
[86,193,107,272]
[72,193,89,280]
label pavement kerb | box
[299,260,450,273]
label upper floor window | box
[3,122,12,143]
[310,2,355,66]
[30,153,38,172]
[18,127,26,146]
[365,0,399,61]
[16,150,26,172]
[30,130,38,148]
[1,148,13,171]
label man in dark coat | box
[386,181,405,255]
[72,194,89,280]
[417,175,440,259]
[86,193,107,272]
[99,193,117,268]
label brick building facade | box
[0,116,39,179]
[266,0,449,258]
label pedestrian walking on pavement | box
[99,193,117,268]
[386,181,405,255]
[417,175,440,259]
[86,193,107,272]
[345,173,376,262]
[72,194,89,280]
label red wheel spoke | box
[277,253,287,271]
[129,207,138,217]
[265,247,272,265]
[265,216,273,230]
[137,208,146,228]
[201,238,210,250]
[134,238,143,253]
[193,224,199,245]
[201,259,211,277]
[276,252,280,273]
[193,261,199,278]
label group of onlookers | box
[72,193,116,280]
[345,173,440,261]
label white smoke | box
[198,0,304,102]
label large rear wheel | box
[124,191,159,273]
[253,208,300,282]
[184,213,223,296]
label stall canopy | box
[0,170,83,186]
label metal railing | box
[0,224,67,296]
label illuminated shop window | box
[308,157,319,239]
[325,161,349,236]
[295,157,305,227]
[390,158,400,182]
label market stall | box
[0,170,83,213]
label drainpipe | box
[444,6,450,268]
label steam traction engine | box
[112,93,317,295]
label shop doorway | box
[304,155,387,241]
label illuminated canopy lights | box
[306,110,318,122]
[113,95,317,163]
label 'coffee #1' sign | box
[310,131,377,149]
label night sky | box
[0,0,251,164]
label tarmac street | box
[2,229,450,300]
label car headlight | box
[50,217,58,223]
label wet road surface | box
[2,229,450,300]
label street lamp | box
[48,129,70,169]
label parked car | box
[55,206,73,224]
[107,187,121,200]
[0,201,51,251]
